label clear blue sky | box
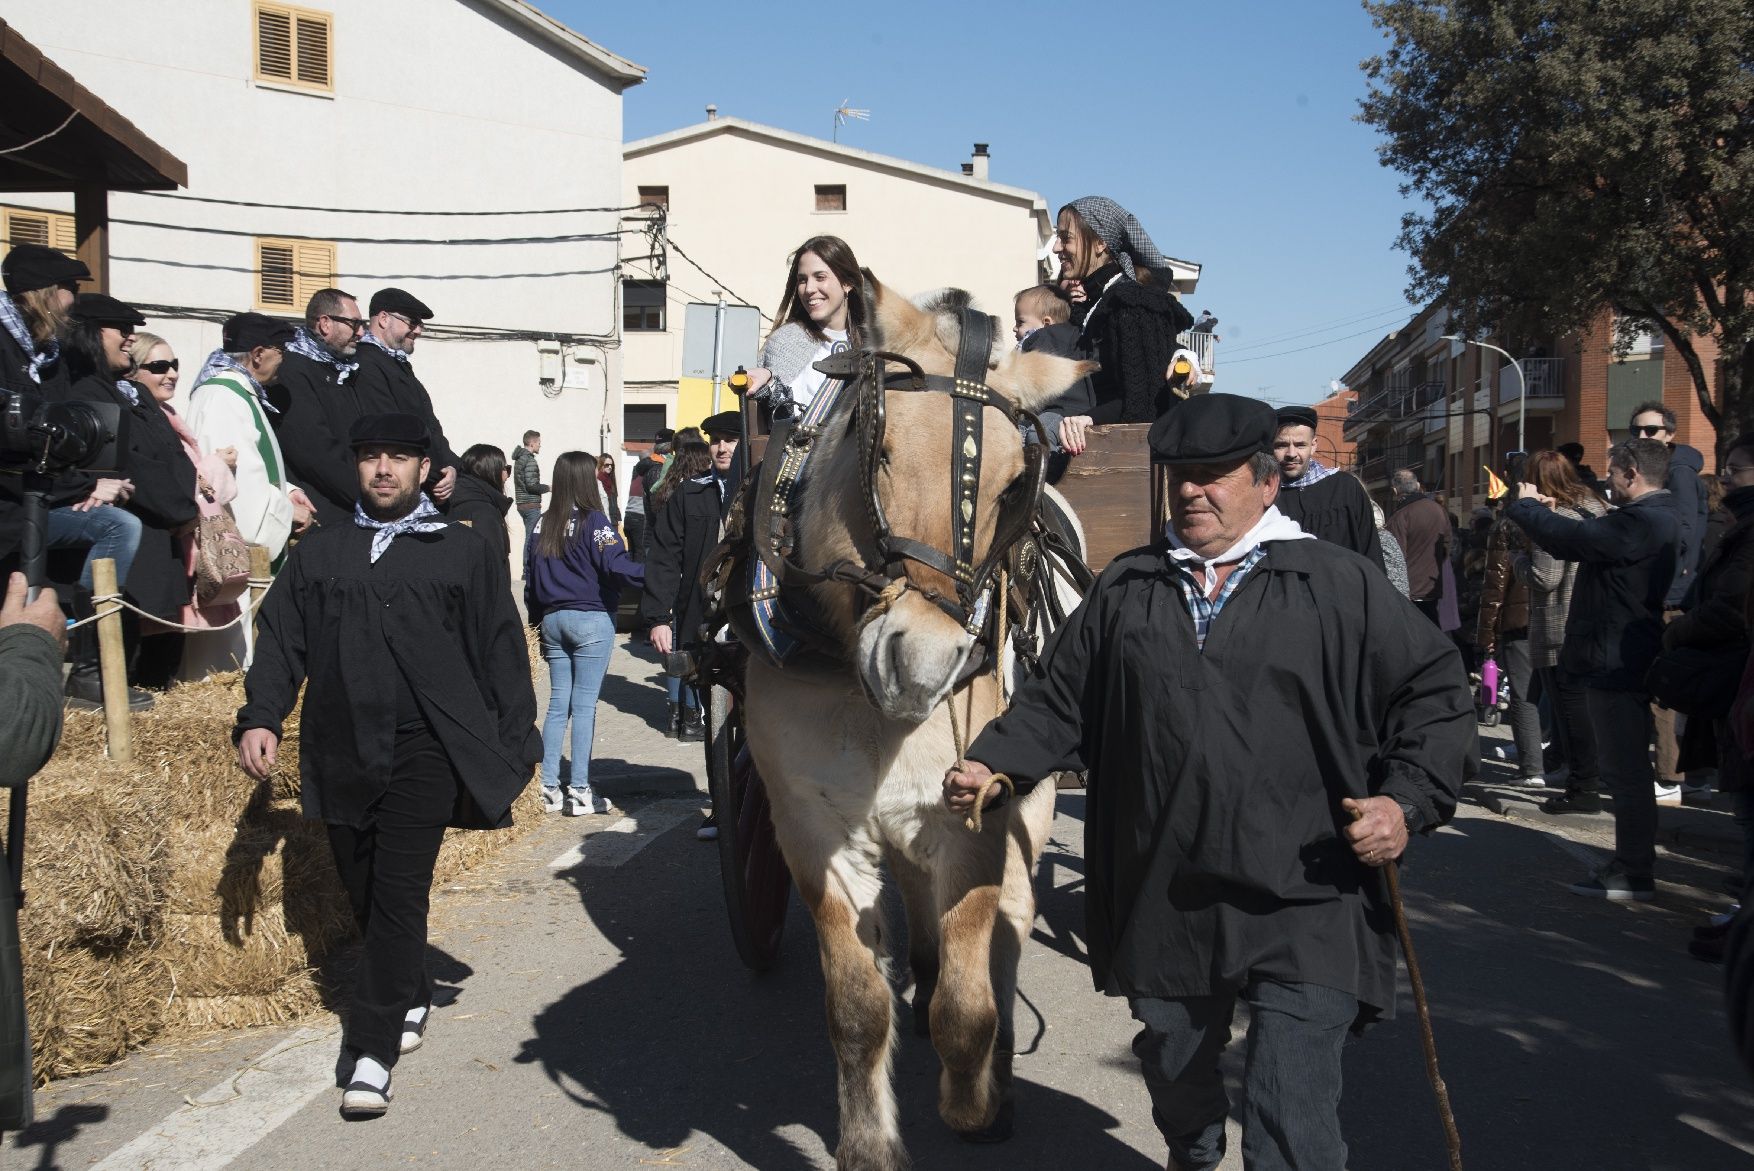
[551,1,1420,408]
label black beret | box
[68,292,146,327]
[1275,405,1320,432]
[1148,393,1277,465]
[348,412,431,453]
[701,410,742,439]
[369,287,433,321]
[222,311,295,352]
[2,244,90,295]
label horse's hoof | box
[955,1097,1013,1144]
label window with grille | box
[257,237,337,312]
[815,184,847,212]
[255,3,333,92]
[622,280,666,332]
[624,404,667,444]
[1,206,77,258]
[638,186,668,212]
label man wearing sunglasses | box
[1628,401,1709,803]
[354,289,458,506]
[274,289,371,527]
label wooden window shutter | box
[51,215,77,254]
[292,240,336,306]
[257,240,297,310]
[294,13,331,87]
[6,213,50,250]
[256,6,294,81]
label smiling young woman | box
[742,235,869,420]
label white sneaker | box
[1489,743,1520,762]
[563,791,590,817]
[589,794,617,815]
[1655,783,1682,807]
[542,788,564,813]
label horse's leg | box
[927,823,1006,1135]
[888,847,940,1038]
[983,780,1058,1137]
[796,833,906,1171]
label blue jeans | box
[665,672,699,709]
[540,609,615,796]
[46,504,142,591]
[1131,978,1356,1170]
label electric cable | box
[133,190,653,216]
[0,111,79,155]
[663,234,771,324]
[1222,305,1415,354]
[109,254,641,281]
[111,218,637,246]
[1225,321,1421,365]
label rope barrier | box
[68,578,272,634]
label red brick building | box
[1341,302,1723,515]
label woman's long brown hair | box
[1528,449,1595,511]
[535,450,605,559]
[651,440,711,511]
[774,235,866,346]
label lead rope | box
[1350,806,1463,1170]
[951,567,1014,833]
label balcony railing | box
[1175,330,1216,376]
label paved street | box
[8,636,1754,1170]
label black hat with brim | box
[222,311,296,352]
[349,412,431,454]
[701,410,742,439]
[369,287,433,321]
[1275,405,1320,432]
[68,292,146,327]
[1148,393,1277,465]
[2,244,90,295]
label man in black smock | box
[234,413,539,1118]
[272,288,370,527]
[944,394,1473,1171]
[352,288,459,505]
[1270,404,1384,569]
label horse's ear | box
[866,272,930,351]
[992,350,1099,413]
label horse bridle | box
[756,307,1047,635]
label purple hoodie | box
[524,508,644,622]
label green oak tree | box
[1359,0,1753,449]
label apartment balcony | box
[1495,356,1566,415]
[1344,390,1391,439]
[1174,330,1217,387]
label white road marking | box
[547,799,703,870]
[91,1026,338,1171]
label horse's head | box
[795,275,1093,723]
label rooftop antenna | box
[833,100,869,143]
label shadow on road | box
[10,1102,110,1171]
[517,810,1156,1168]
[1339,809,1754,1170]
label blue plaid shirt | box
[1171,544,1269,651]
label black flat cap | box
[701,410,742,438]
[348,412,431,453]
[3,244,90,295]
[1275,405,1319,431]
[369,288,433,320]
[1148,393,1277,465]
[222,311,295,352]
[69,293,146,327]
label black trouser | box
[326,726,457,1067]
[624,511,646,564]
[1539,665,1598,792]
[1130,977,1357,1171]
[1412,596,1440,625]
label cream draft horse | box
[738,282,1091,1171]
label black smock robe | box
[1276,469,1385,571]
[351,345,460,489]
[967,537,1474,1018]
[272,352,366,528]
[235,519,541,829]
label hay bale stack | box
[18,663,545,1084]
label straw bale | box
[25,943,171,1084]
[155,908,350,999]
[161,977,326,1034]
[15,775,171,948]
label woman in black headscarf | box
[1051,195,1193,452]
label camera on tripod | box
[0,387,125,475]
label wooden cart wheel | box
[705,684,792,971]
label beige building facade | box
[619,116,1063,443]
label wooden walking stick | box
[1356,806,1463,1171]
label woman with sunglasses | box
[127,333,243,684]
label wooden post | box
[74,185,110,293]
[91,557,131,764]
[249,544,271,609]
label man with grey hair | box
[1385,467,1450,623]
[274,288,370,526]
[1508,437,1678,897]
[945,393,1473,1170]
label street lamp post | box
[1441,334,1526,454]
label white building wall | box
[5,0,634,485]
[622,124,1049,429]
